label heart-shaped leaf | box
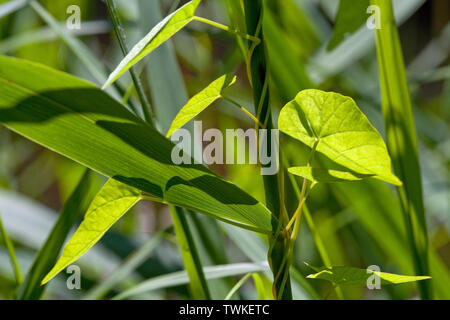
[103,0,202,88]
[288,167,373,183]
[278,89,401,186]
[166,74,236,137]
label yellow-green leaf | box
[166,74,237,137]
[278,89,402,186]
[306,264,431,286]
[41,179,141,284]
[288,167,373,183]
[103,0,202,88]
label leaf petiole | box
[193,16,261,44]
[221,95,263,127]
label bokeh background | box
[0,0,448,300]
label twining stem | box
[105,0,154,125]
[243,0,291,300]
[0,214,23,285]
[221,95,263,127]
[281,153,344,300]
[193,16,261,44]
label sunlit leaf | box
[103,0,202,88]
[0,56,275,234]
[166,74,236,137]
[306,264,431,286]
[41,179,141,284]
[278,89,402,186]
[288,167,372,183]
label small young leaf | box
[166,74,237,137]
[288,167,373,183]
[278,89,402,186]
[103,0,202,88]
[41,179,142,284]
[306,265,431,286]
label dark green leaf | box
[0,56,275,234]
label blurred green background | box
[0,0,448,300]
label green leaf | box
[17,170,97,299]
[332,179,450,299]
[0,0,30,19]
[0,56,274,234]
[103,0,202,88]
[138,0,228,300]
[166,74,237,137]
[170,206,211,299]
[306,264,431,287]
[41,179,141,284]
[288,167,373,183]
[114,262,268,300]
[327,0,370,51]
[278,89,402,186]
[371,0,430,299]
[138,0,189,133]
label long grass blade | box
[83,232,163,300]
[114,262,268,300]
[105,0,154,124]
[170,206,210,299]
[371,0,430,299]
[0,0,29,19]
[16,169,97,299]
[0,213,22,285]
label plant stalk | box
[0,213,22,285]
[243,0,292,300]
